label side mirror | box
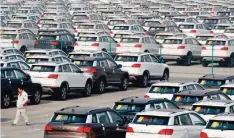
[116,64,122,69]
[74,38,78,41]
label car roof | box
[220,83,234,87]
[115,97,170,104]
[136,109,191,117]
[26,49,63,53]
[210,113,234,121]
[174,90,222,97]
[193,100,234,106]
[199,74,234,80]
[117,52,152,56]
[151,81,194,87]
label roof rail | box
[120,96,139,101]
[202,74,215,77]
[60,105,80,111]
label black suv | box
[44,106,127,138]
[113,97,180,123]
[34,29,76,53]
[71,57,129,93]
[1,67,42,108]
[172,90,231,109]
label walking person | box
[12,87,30,126]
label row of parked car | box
[1,0,234,67]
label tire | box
[161,70,169,81]
[140,73,149,88]
[219,62,225,67]
[83,81,92,97]
[119,76,129,91]
[202,61,209,67]
[227,55,234,67]
[20,46,27,54]
[56,83,69,100]
[183,53,192,66]
[30,89,42,105]
[1,93,11,108]
[95,78,105,94]
[176,60,182,65]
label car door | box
[99,59,114,82]
[60,35,69,51]
[107,36,117,54]
[101,36,109,51]
[191,38,202,57]
[14,69,32,95]
[69,64,87,88]
[58,64,74,87]
[106,59,122,82]
[173,115,190,138]
[149,54,164,77]
[149,37,159,54]
[189,113,206,138]
[4,69,21,95]
[141,55,155,76]
[27,33,37,49]
[18,61,30,70]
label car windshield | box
[114,34,131,38]
[30,65,55,72]
[39,35,57,40]
[113,104,145,112]
[0,34,17,39]
[113,26,129,30]
[213,26,229,30]
[26,58,49,64]
[155,35,171,40]
[149,86,180,94]
[149,27,165,31]
[120,38,139,43]
[206,120,234,130]
[7,23,22,28]
[78,37,97,42]
[42,24,58,28]
[73,60,94,67]
[144,21,161,27]
[198,79,225,87]
[163,39,183,44]
[224,29,234,33]
[173,18,185,22]
[204,19,218,24]
[78,25,94,29]
[220,87,234,95]
[205,40,226,45]
[51,114,87,123]
[108,20,125,26]
[13,17,27,20]
[133,115,169,125]
[196,36,213,41]
[115,56,138,62]
[179,25,194,29]
[192,105,225,115]
[172,95,202,104]
[69,54,90,58]
[72,15,87,20]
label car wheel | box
[119,76,128,90]
[202,61,208,67]
[20,46,27,54]
[57,83,68,100]
[161,70,169,81]
[219,61,225,67]
[30,89,42,105]
[1,93,11,108]
[140,73,149,88]
[83,81,92,97]
[227,55,234,67]
[183,53,192,66]
[96,79,105,94]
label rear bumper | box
[129,75,142,82]
[42,87,60,94]
[162,55,185,61]
[201,56,227,62]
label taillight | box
[86,68,96,73]
[134,44,142,48]
[220,47,228,51]
[189,30,196,33]
[210,30,214,34]
[44,124,52,131]
[109,30,113,34]
[200,132,208,138]
[34,41,39,45]
[131,64,141,68]
[158,129,174,135]
[74,29,78,33]
[177,46,185,49]
[145,32,149,35]
[210,11,214,14]
[91,43,99,47]
[50,41,59,46]
[86,16,90,20]
[160,45,164,48]
[202,46,207,50]
[48,74,59,79]
[126,127,134,133]
[74,42,78,46]
[11,40,19,44]
[117,43,121,47]
[144,95,150,98]
[77,126,91,133]
[182,11,188,14]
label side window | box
[14,70,27,79]
[174,116,180,125]
[183,86,188,90]
[142,55,152,62]
[32,23,38,28]
[187,84,196,90]
[69,64,81,73]
[97,112,110,124]
[92,114,98,123]
[150,102,165,109]
[101,36,109,42]
[27,23,33,28]
[62,57,70,62]
[28,33,36,40]
[164,101,178,109]
[218,94,230,100]
[99,60,109,67]
[60,35,69,41]
[108,111,123,124]
[107,59,117,68]
[150,55,159,63]
[22,33,29,39]
[189,113,206,126]
[61,64,72,72]
[150,37,158,44]
[230,106,234,113]
[19,34,23,39]
[195,84,205,90]
[206,95,219,100]
[191,38,200,45]
[19,62,30,70]
[5,70,16,79]
[177,114,193,125]
[144,37,151,43]
[103,53,112,59]
[7,62,20,69]
[108,36,116,43]
[52,57,62,62]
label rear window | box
[120,38,140,43]
[198,79,225,87]
[30,65,55,72]
[26,58,49,64]
[113,26,129,30]
[133,115,169,125]
[192,105,225,115]
[204,19,218,24]
[173,18,185,22]
[0,34,17,39]
[7,23,22,28]
[144,21,161,27]
[163,39,183,44]
[41,24,58,28]
[224,29,234,33]
[155,35,171,40]
[213,26,229,30]
[69,54,90,58]
[115,55,138,62]
[179,25,194,29]
[172,95,202,104]
[149,27,165,31]
[78,37,97,42]
[196,36,213,41]
[25,52,46,57]
[13,17,27,20]
[220,87,234,95]
[39,19,54,24]
[205,40,226,45]
[149,86,180,94]
[51,114,87,123]
[72,15,87,20]
[78,25,94,29]
[108,20,125,26]
[17,10,28,14]
[39,35,57,40]
[73,60,94,67]
[113,104,145,112]
[206,120,234,130]
[114,34,130,38]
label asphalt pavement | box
[1,63,233,138]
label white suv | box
[126,109,206,138]
[115,53,169,87]
[144,82,205,100]
[200,113,234,138]
[192,100,234,121]
[161,36,202,66]
[27,62,93,100]
[219,83,234,100]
